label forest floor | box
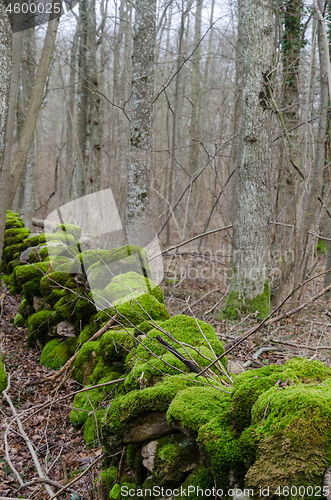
[0,253,330,499]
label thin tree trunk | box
[125,0,156,241]
[226,0,274,317]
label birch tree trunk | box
[125,0,156,242]
[225,0,274,319]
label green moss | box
[40,338,76,370]
[74,297,97,325]
[3,243,24,263]
[153,433,200,483]
[230,358,331,432]
[198,415,244,486]
[73,341,102,385]
[71,387,107,426]
[87,245,152,291]
[167,386,232,435]
[134,315,225,363]
[18,298,31,320]
[102,272,164,307]
[22,234,41,249]
[81,249,116,272]
[4,227,30,246]
[54,223,82,240]
[317,238,328,255]
[178,468,214,500]
[13,313,25,327]
[0,353,7,393]
[45,289,66,307]
[22,278,43,301]
[14,262,49,289]
[244,381,331,495]
[109,482,135,500]
[27,310,58,346]
[125,346,219,392]
[5,216,25,229]
[99,466,117,490]
[76,322,99,346]
[88,359,122,386]
[95,292,170,327]
[100,330,135,363]
[134,320,165,335]
[224,281,270,320]
[102,374,201,453]
[84,407,107,448]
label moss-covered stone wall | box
[2,211,331,499]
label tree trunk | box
[225,0,274,319]
[0,1,12,261]
[125,0,156,242]
[299,0,328,283]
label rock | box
[57,321,75,338]
[228,360,245,374]
[20,246,37,262]
[141,440,158,472]
[124,412,173,444]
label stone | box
[57,321,75,338]
[228,360,245,374]
[141,440,158,472]
[123,412,173,444]
[20,246,37,262]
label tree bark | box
[226,0,274,318]
[125,0,156,241]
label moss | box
[102,374,201,453]
[100,330,135,363]
[95,292,170,327]
[76,322,99,346]
[40,338,76,370]
[87,245,152,291]
[224,281,270,320]
[244,381,331,496]
[153,433,200,483]
[73,341,102,385]
[198,415,244,486]
[134,320,165,335]
[0,353,7,393]
[317,238,328,255]
[3,243,24,263]
[27,310,58,346]
[6,260,24,275]
[134,315,225,364]
[22,234,41,249]
[45,289,66,307]
[124,346,220,392]
[22,278,43,301]
[46,231,78,246]
[84,407,108,448]
[230,358,331,432]
[103,272,164,307]
[13,313,25,327]
[14,262,49,289]
[74,297,97,325]
[178,468,214,499]
[4,227,30,246]
[99,466,117,490]
[167,386,232,435]
[71,387,107,426]
[2,273,12,286]
[81,249,116,272]
[53,296,74,322]
[5,216,25,229]
[109,482,135,500]
[88,359,122,386]
[54,223,82,240]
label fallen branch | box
[160,225,233,256]
[156,335,202,375]
[37,315,117,384]
[2,373,55,497]
[19,477,79,495]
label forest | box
[1,0,331,498]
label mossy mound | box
[4,227,30,246]
[40,338,76,370]
[243,379,331,497]
[102,374,200,453]
[134,315,225,363]
[230,357,331,432]
[100,329,135,363]
[14,262,49,292]
[5,212,25,229]
[103,271,164,306]
[124,346,220,392]
[54,223,82,240]
[76,322,99,345]
[87,245,152,291]
[27,309,58,346]
[70,372,121,426]
[0,353,7,393]
[13,313,25,327]
[73,341,102,385]
[40,272,72,297]
[96,292,170,327]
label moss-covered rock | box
[4,227,30,246]
[40,272,72,297]
[14,262,49,291]
[102,374,202,454]
[40,337,76,370]
[96,292,170,328]
[3,243,24,263]
[27,309,58,346]
[99,466,117,491]
[243,379,331,497]
[100,329,135,363]
[54,223,82,240]
[13,313,25,327]
[45,289,66,307]
[102,272,164,307]
[230,358,331,432]
[76,322,99,346]
[73,341,102,385]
